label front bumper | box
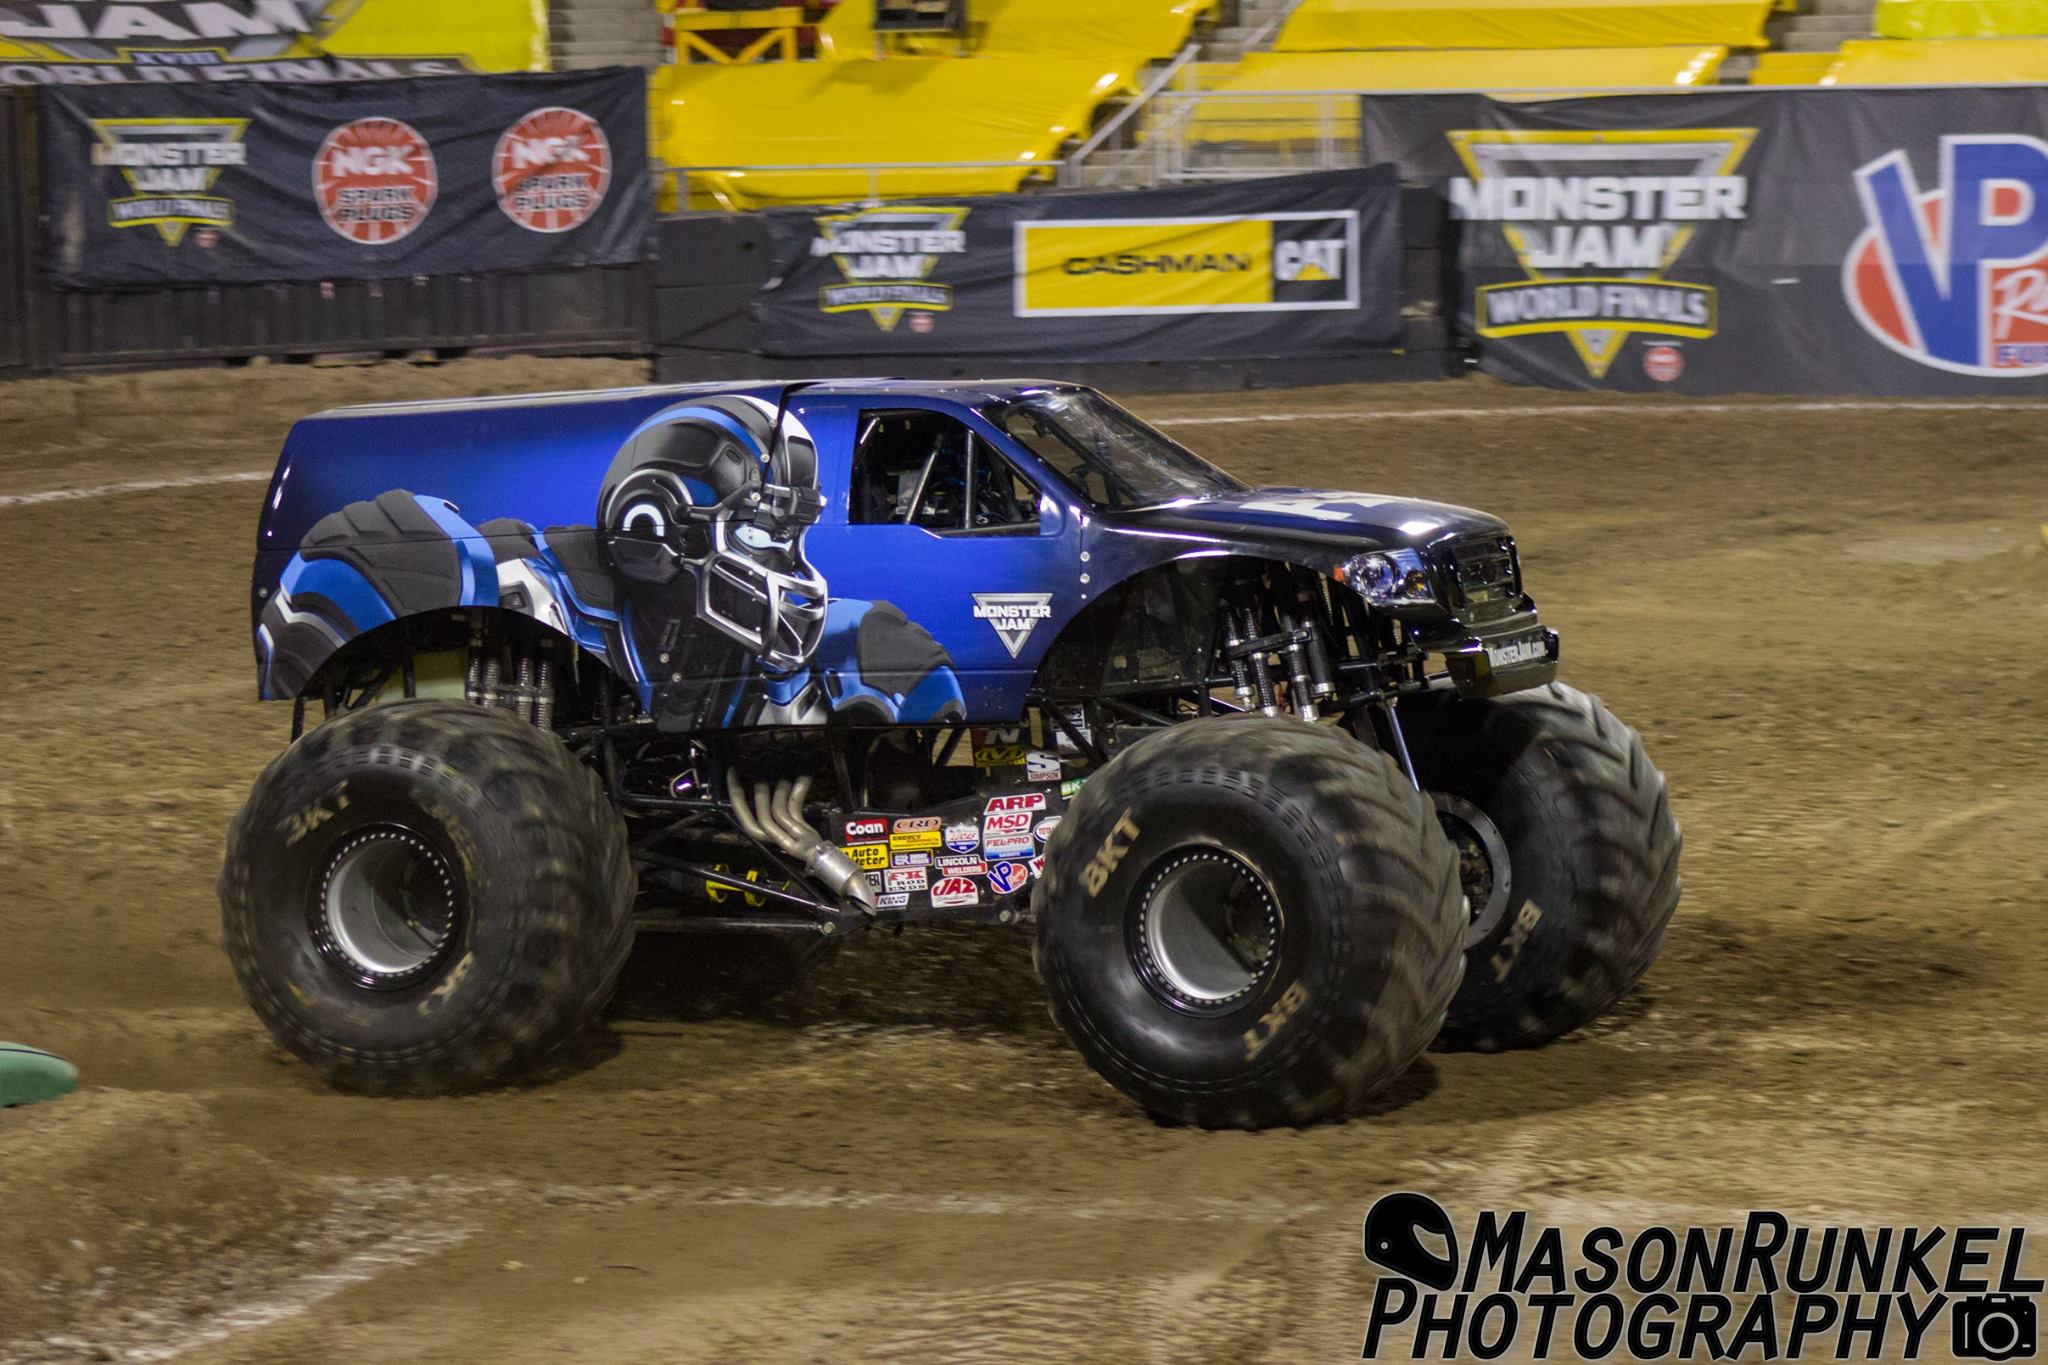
[1438,616,1560,699]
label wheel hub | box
[1431,793,1512,949]
[314,827,461,990]
[1131,848,1281,1013]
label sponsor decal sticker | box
[890,815,942,852]
[1034,815,1062,844]
[1485,636,1550,670]
[878,891,910,909]
[942,821,979,854]
[985,792,1048,817]
[971,593,1054,659]
[844,816,887,842]
[890,850,931,868]
[930,876,979,908]
[87,116,248,244]
[1846,134,2048,376]
[312,116,436,245]
[1015,212,1361,317]
[984,831,1034,859]
[1025,750,1062,782]
[987,861,1028,896]
[810,204,967,331]
[842,842,888,872]
[1059,776,1087,800]
[936,854,986,877]
[1028,854,1045,879]
[1447,127,1756,379]
[885,866,929,894]
[493,106,611,234]
[974,744,1027,769]
[1643,343,1684,382]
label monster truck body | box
[226,380,1674,1127]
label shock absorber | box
[1238,605,1281,717]
[1222,609,1256,711]
[1280,613,1319,722]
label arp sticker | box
[930,876,979,908]
[985,793,1048,816]
[885,866,929,894]
[942,821,979,853]
[845,816,887,842]
[988,861,1029,896]
[843,842,889,871]
[1025,750,1062,782]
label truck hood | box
[1106,487,1509,560]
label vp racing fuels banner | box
[1361,87,2048,394]
[753,167,1402,360]
[39,67,649,287]
[0,1,548,86]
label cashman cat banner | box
[0,1,548,85]
[1361,87,2048,394]
[38,67,649,287]
[754,168,1402,359]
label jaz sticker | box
[885,866,929,894]
[988,861,1029,896]
[493,106,613,234]
[313,117,437,245]
[930,876,979,908]
[1025,750,1062,782]
[942,821,979,853]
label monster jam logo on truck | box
[89,116,248,243]
[1447,128,1756,379]
[811,205,968,332]
[1846,135,2048,376]
[971,592,1053,658]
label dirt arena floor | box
[0,358,2042,1362]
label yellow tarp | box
[1830,34,2048,77]
[651,57,1136,208]
[818,0,1214,58]
[1275,0,1770,51]
[1873,0,2048,37]
[1748,48,1841,80]
[0,0,549,75]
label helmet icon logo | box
[1363,1192,1460,1291]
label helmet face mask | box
[600,398,828,674]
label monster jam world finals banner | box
[1361,87,2048,394]
[0,1,548,86]
[754,168,1403,360]
[39,67,650,287]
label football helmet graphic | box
[598,396,828,674]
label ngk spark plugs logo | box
[89,116,248,244]
[494,106,611,234]
[0,1,357,63]
[313,116,435,245]
[1448,128,1756,379]
[810,206,968,331]
[1846,135,2048,376]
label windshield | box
[982,389,1244,511]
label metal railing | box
[659,158,1065,210]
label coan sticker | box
[1446,127,1756,379]
[844,816,886,842]
[930,876,979,908]
[842,842,889,871]
[313,116,437,245]
[88,116,249,245]
[987,861,1029,896]
[811,204,967,332]
[971,593,1053,659]
[494,106,611,234]
[885,866,929,894]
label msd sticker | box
[312,116,437,245]
[930,876,979,908]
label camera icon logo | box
[1954,1293,2037,1361]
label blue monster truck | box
[223,380,1680,1128]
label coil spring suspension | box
[1220,591,1338,721]
[465,647,555,729]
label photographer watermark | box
[1362,1193,2039,1360]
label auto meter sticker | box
[842,842,888,871]
[885,866,929,894]
[312,117,436,245]
[1034,816,1063,844]
[988,861,1028,896]
[1026,750,1062,782]
[844,816,886,842]
[930,876,979,908]
[942,821,979,853]
[493,106,612,234]
[891,816,942,852]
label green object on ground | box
[0,1043,78,1107]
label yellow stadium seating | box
[1748,48,1841,80]
[1274,0,1771,51]
[818,0,1216,58]
[651,57,1134,208]
[1873,0,2048,36]
[1829,33,2048,76]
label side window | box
[851,409,1040,535]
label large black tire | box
[1397,682,1681,1052]
[1033,716,1464,1129]
[220,700,636,1094]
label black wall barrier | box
[0,91,37,377]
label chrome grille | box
[1439,535,1521,619]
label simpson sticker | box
[313,116,436,245]
[1015,212,1360,317]
[942,822,979,853]
[844,817,886,842]
[885,866,929,894]
[842,842,888,872]
[88,116,247,244]
[1447,128,1755,379]
[987,861,1029,896]
[494,106,611,234]
[811,204,967,332]
[930,876,979,908]
[1025,750,1062,782]
[971,593,1053,659]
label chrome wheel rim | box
[315,827,460,990]
[1432,793,1512,949]
[1132,848,1281,1012]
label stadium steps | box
[1776,0,1878,50]
[1201,0,1306,59]
[552,0,667,68]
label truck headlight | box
[1334,549,1434,606]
